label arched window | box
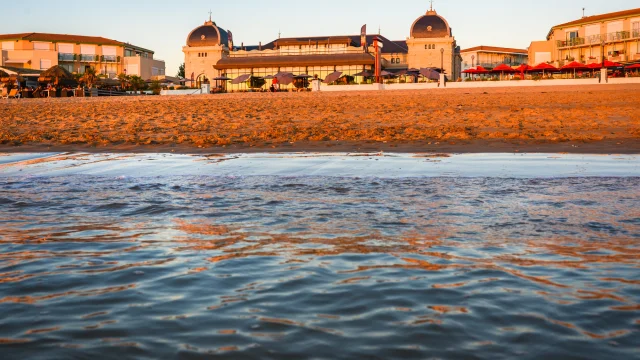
[425,45,428,50]
[396,57,401,63]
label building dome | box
[186,20,229,47]
[410,9,451,38]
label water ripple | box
[0,176,638,359]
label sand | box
[1,84,639,154]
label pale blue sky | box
[1,1,637,75]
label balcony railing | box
[58,53,75,61]
[607,31,630,42]
[557,38,585,48]
[230,47,365,58]
[561,31,633,47]
[80,54,97,62]
[103,55,117,62]
[632,30,640,38]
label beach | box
[1,84,640,154]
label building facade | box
[528,8,640,67]
[0,33,165,79]
[460,46,528,70]
[183,6,461,91]
[405,7,461,78]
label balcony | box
[607,31,630,42]
[58,53,75,61]
[102,55,117,62]
[633,30,640,38]
[561,31,633,48]
[80,54,98,62]
[556,38,585,48]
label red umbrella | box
[532,62,559,77]
[625,63,640,69]
[462,68,477,74]
[492,64,517,72]
[603,60,622,68]
[561,61,587,70]
[589,60,623,69]
[515,64,533,72]
[492,64,517,80]
[475,66,490,74]
[561,61,588,78]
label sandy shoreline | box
[1,84,639,154]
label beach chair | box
[5,89,19,99]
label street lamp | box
[440,48,445,73]
[601,38,606,68]
[471,54,475,68]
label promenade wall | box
[317,78,640,92]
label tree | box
[82,67,98,89]
[177,63,185,78]
[129,75,145,94]
[149,80,162,95]
[117,73,130,90]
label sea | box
[0,153,638,359]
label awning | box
[4,59,29,64]
[231,74,251,84]
[215,53,375,70]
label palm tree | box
[129,75,145,94]
[117,73,130,90]
[82,67,98,89]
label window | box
[40,59,51,70]
[58,43,74,54]
[80,45,96,55]
[1,41,14,50]
[33,42,50,50]
[391,58,396,64]
[633,21,640,37]
[425,45,428,49]
[395,57,400,64]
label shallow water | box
[0,154,639,359]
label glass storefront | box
[222,64,371,92]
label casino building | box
[183,5,461,91]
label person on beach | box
[272,77,279,92]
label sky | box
[1,1,637,76]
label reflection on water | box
[0,176,638,359]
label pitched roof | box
[460,45,528,55]
[0,32,124,46]
[552,7,640,29]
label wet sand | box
[1,84,639,154]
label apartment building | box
[529,8,640,66]
[0,32,165,79]
[460,46,528,70]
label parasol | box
[323,71,343,84]
[40,65,73,85]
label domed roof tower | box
[410,5,451,38]
[186,17,229,47]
